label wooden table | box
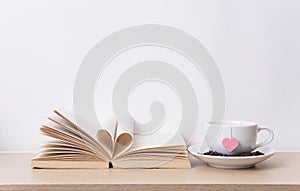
[0,152,299,191]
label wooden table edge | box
[1,184,299,191]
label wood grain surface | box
[0,152,299,191]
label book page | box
[53,110,99,145]
[113,117,134,158]
[47,115,98,148]
[113,131,187,168]
[40,124,109,160]
[130,130,186,150]
[43,110,111,161]
[42,141,99,157]
[113,155,190,169]
[96,114,117,158]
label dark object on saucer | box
[202,150,264,157]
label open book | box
[31,110,191,169]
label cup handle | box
[253,126,274,150]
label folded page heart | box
[222,138,239,152]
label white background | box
[0,0,299,151]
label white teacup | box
[206,120,274,155]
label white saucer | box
[188,144,276,169]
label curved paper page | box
[130,131,186,150]
[48,111,110,160]
[113,131,187,168]
[113,117,134,158]
[96,114,117,158]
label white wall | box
[0,0,299,151]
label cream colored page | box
[113,131,187,167]
[47,114,96,146]
[53,109,99,142]
[48,113,107,153]
[41,121,109,160]
[48,110,111,161]
[113,117,134,158]
[96,114,117,158]
[130,131,186,150]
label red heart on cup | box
[222,138,239,152]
